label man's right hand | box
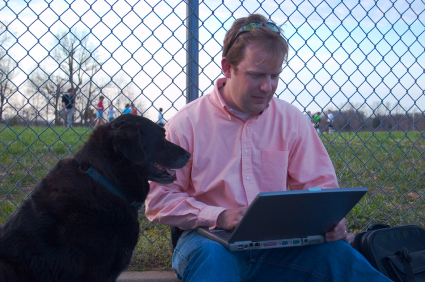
[216,207,247,231]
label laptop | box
[197,187,367,251]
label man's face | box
[223,43,283,114]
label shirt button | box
[245,150,248,153]
[246,177,249,180]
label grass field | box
[0,125,424,270]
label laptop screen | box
[228,187,367,243]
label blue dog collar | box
[85,166,142,210]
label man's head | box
[99,96,104,101]
[67,88,75,96]
[131,103,135,109]
[327,109,331,113]
[222,14,288,71]
[159,108,163,112]
[220,14,289,114]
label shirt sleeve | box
[145,123,226,230]
[286,115,338,190]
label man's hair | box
[125,103,130,108]
[159,108,163,112]
[99,96,104,100]
[67,88,74,93]
[222,14,289,70]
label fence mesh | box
[0,0,424,264]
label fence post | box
[186,0,199,103]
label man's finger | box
[344,232,355,242]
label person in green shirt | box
[312,112,321,133]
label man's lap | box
[173,230,392,282]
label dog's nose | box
[185,152,191,159]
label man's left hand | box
[325,218,354,242]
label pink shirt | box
[145,78,338,230]
[97,100,104,111]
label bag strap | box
[396,248,415,282]
[367,223,390,231]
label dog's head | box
[109,114,190,184]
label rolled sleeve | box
[145,120,226,230]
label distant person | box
[130,103,137,115]
[157,108,165,127]
[306,110,312,124]
[123,104,131,114]
[94,96,105,127]
[306,110,311,120]
[312,111,321,133]
[327,109,335,134]
[61,88,77,128]
[108,104,115,123]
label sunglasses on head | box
[225,22,280,55]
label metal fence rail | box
[0,0,424,254]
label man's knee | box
[173,235,240,280]
[311,240,367,264]
[176,236,231,263]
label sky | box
[0,0,424,121]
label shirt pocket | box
[261,151,289,191]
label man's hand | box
[216,207,247,231]
[325,218,354,242]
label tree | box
[372,117,381,129]
[0,21,18,122]
[27,69,67,125]
[51,28,103,124]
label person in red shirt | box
[130,103,137,115]
[94,96,105,127]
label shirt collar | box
[212,77,229,111]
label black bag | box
[351,224,425,282]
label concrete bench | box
[118,271,180,282]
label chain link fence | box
[1,0,424,255]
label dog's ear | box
[111,123,146,165]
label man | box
[146,14,391,282]
[123,103,131,114]
[94,96,105,127]
[312,111,321,133]
[306,110,312,121]
[130,103,137,115]
[61,88,77,128]
[327,109,335,134]
[157,107,165,127]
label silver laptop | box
[197,187,367,251]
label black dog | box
[0,114,190,281]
